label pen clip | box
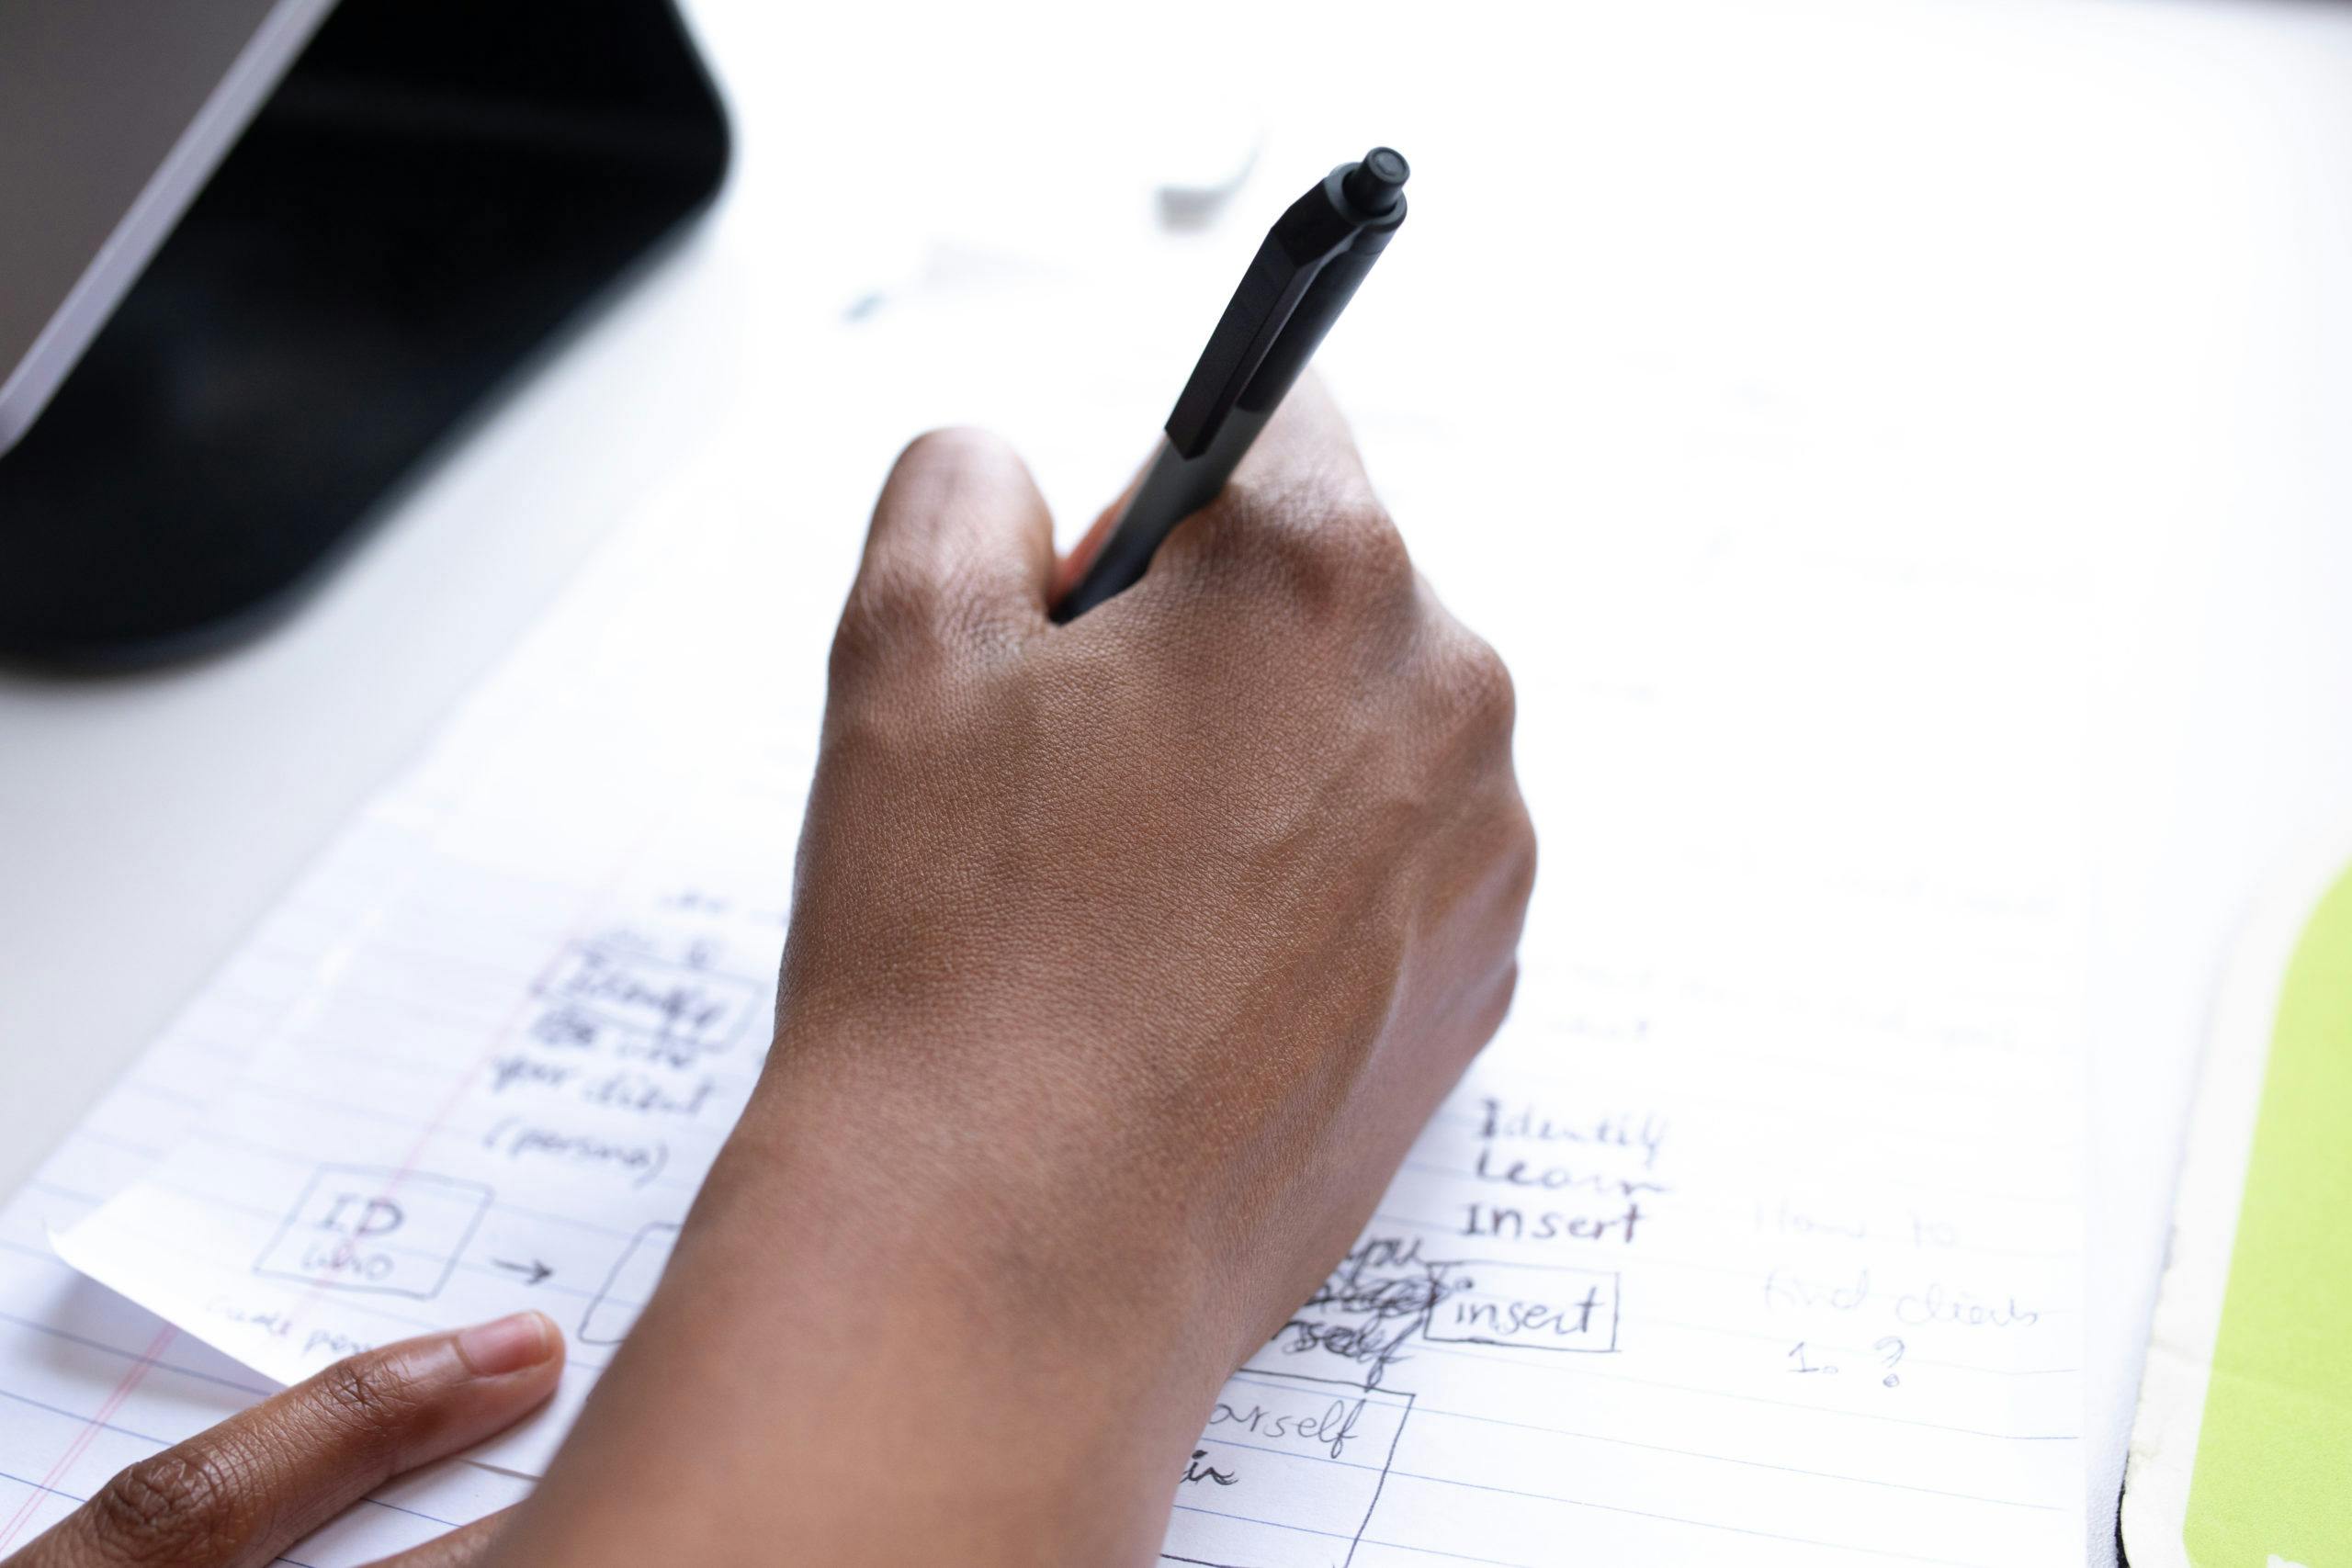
[1161,175,1369,460]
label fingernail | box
[456,1311,557,1377]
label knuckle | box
[1482,960,1524,1040]
[817,696,925,780]
[88,1448,249,1564]
[1450,630,1518,736]
[1502,803,1540,905]
[309,1353,428,1457]
[830,571,938,682]
[826,605,885,689]
[1227,486,1410,608]
[1305,498,1408,594]
[896,424,1000,474]
[1337,506,1415,597]
[844,564,940,642]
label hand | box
[779,374,1534,1359]
[484,378,1534,1566]
[6,1313,560,1568]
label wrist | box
[497,1017,1230,1567]
[740,1006,1250,1370]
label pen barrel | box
[1234,241,1386,420]
[1049,412,1273,623]
[1050,152,1407,624]
[1052,239,1388,624]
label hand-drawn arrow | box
[492,1258,553,1286]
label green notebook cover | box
[2122,840,2352,1563]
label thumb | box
[852,428,1056,645]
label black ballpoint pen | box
[1051,146,1410,622]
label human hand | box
[5,1313,560,1568]
[486,378,1533,1566]
[774,373,1534,1365]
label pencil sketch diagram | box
[1160,1369,1417,1568]
[529,934,763,1071]
[579,1220,683,1345]
[1268,1235,1622,1394]
[253,1165,493,1299]
[1156,1240,1618,1568]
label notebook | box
[2,282,2092,1566]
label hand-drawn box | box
[253,1166,492,1299]
[1422,1260,1620,1353]
[532,942,760,1060]
[1159,1368,1415,1568]
[578,1220,681,1345]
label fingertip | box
[401,1313,562,1461]
[456,1310,561,1379]
[862,425,1057,633]
[881,427,1048,535]
[886,424,1022,483]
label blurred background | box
[6,0,2352,1557]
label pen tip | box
[1341,147,1409,216]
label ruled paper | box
[0,467,748,1562]
[0,888,533,1563]
[11,278,2088,1563]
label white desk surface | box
[6,0,2352,1558]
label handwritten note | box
[4,277,2089,1562]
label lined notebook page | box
[9,279,2088,1564]
[0,467,748,1561]
[0,866,537,1562]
